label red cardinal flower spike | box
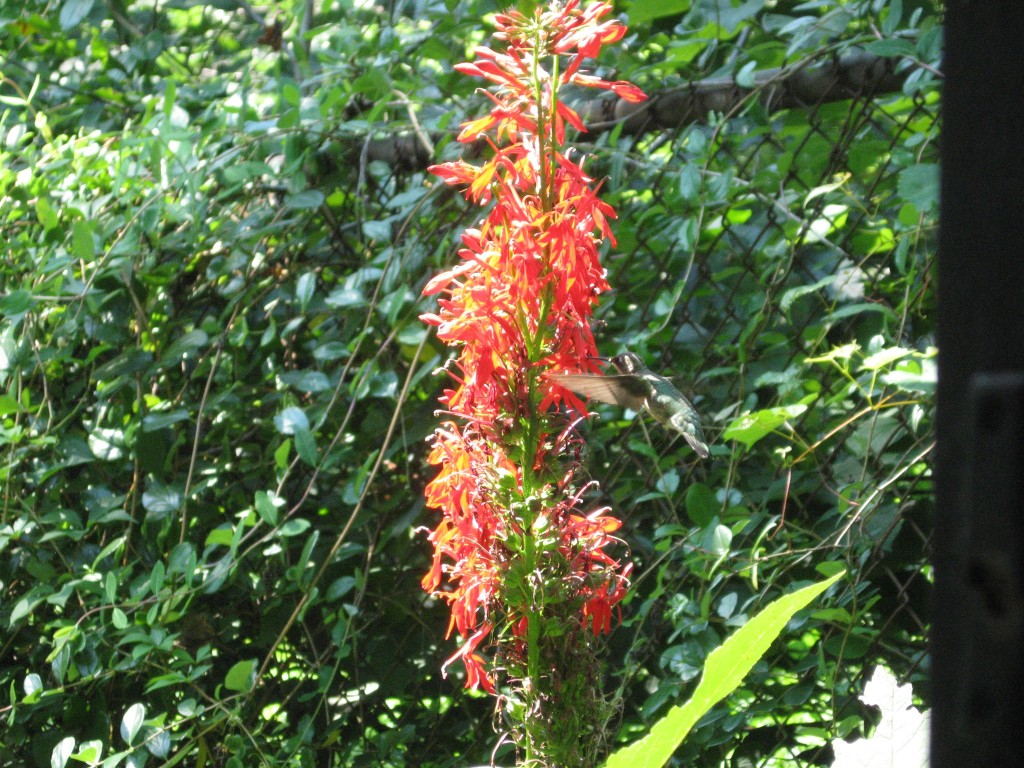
[419,2,646,762]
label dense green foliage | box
[1,0,939,766]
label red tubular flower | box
[420,1,646,695]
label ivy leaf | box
[23,672,43,697]
[59,0,95,30]
[73,741,103,763]
[71,219,95,260]
[865,38,916,58]
[0,289,35,317]
[684,483,718,526]
[142,483,182,519]
[147,729,171,758]
[224,659,257,692]
[831,666,929,768]
[295,272,316,311]
[142,409,190,431]
[284,190,325,210]
[628,0,691,25]
[702,521,732,557]
[279,370,331,393]
[294,425,319,466]
[162,330,208,365]
[274,407,309,435]
[120,702,145,745]
[50,736,75,768]
[255,490,284,525]
[723,404,809,449]
[898,164,939,213]
[861,346,912,371]
[735,60,758,88]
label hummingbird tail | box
[685,434,710,460]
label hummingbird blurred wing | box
[549,373,650,412]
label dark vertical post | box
[934,3,1024,766]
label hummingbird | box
[550,352,710,459]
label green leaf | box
[142,484,182,518]
[93,349,154,382]
[312,341,350,362]
[865,38,916,58]
[362,220,392,240]
[861,346,912,371]
[59,0,94,30]
[677,164,701,201]
[71,219,95,260]
[805,343,859,364]
[881,358,936,394]
[274,439,291,469]
[881,0,902,36]
[735,60,757,88]
[723,404,809,449]
[279,518,311,537]
[816,560,847,578]
[280,80,301,107]
[826,302,897,323]
[274,406,309,435]
[804,172,851,206]
[205,527,234,547]
[150,560,165,593]
[162,330,208,364]
[702,522,732,557]
[279,370,331,392]
[146,729,171,759]
[602,571,844,768]
[295,272,316,310]
[50,736,75,768]
[284,190,325,210]
[353,68,390,98]
[112,607,129,629]
[120,702,145,745]
[327,576,358,601]
[72,741,103,763]
[104,571,117,603]
[35,197,59,231]
[0,289,35,316]
[325,287,366,308]
[224,659,257,692]
[628,0,690,25]
[168,542,197,576]
[780,275,836,314]
[294,425,319,466]
[255,490,283,525]
[898,164,939,213]
[684,483,717,526]
[88,428,126,461]
[23,672,43,697]
[655,469,679,496]
[142,409,190,431]
[162,78,176,117]
[0,394,23,415]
